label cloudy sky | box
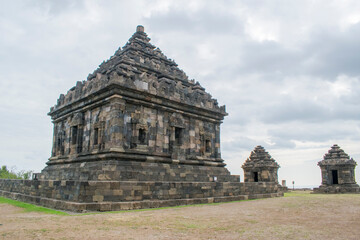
[1,0,360,187]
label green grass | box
[245,219,258,224]
[0,197,69,215]
[284,191,312,197]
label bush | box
[0,166,33,180]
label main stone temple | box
[43,25,231,182]
[0,26,283,211]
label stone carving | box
[313,144,360,193]
[242,146,280,183]
[51,26,225,115]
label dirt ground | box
[0,191,360,240]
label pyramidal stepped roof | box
[88,25,187,83]
[242,146,280,168]
[318,144,356,166]
[49,25,226,116]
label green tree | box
[0,166,33,180]
[0,165,19,179]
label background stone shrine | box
[313,144,360,193]
[0,26,284,211]
[242,146,280,183]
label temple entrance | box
[332,170,338,184]
[253,172,259,182]
[175,127,183,145]
[138,128,146,144]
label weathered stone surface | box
[313,144,360,193]
[40,160,238,182]
[0,180,283,212]
[242,146,280,183]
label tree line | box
[0,166,33,180]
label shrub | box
[0,166,33,180]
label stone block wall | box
[243,167,279,183]
[0,179,283,212]
[50,97,223,166]
[40,160,239,182]
[313,184,360,193]
[320,165,356,185]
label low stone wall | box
[0,179,283,212]
[313,184,360,194]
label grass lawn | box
[1,191,359,239]
[0,197,69,215]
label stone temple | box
[0,26,284,211]
[313,144,359,193]
[242,146,280,183]
[43,25,231,183]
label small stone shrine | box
[313,144,360,193]
[0,26,284,211]
[242,146,280,183]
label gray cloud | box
[146,8,243,36]
[304,24,360,78]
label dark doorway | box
[175,127,183,145]
[138,128,146,144]
[332,170,338,184]
[77,128,83,153]
[253,172,259,182]
[71,126,78,145]
[94,128,99,145]
[205,140,211,152]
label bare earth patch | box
[1,191,360,240]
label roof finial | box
[136,25,144,33]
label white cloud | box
[329,74,357,97]
[245,17,279,42]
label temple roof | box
[242,146,280,169]
[318,144,356,166]
[49,25,226,116]
[87,25,188,83]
